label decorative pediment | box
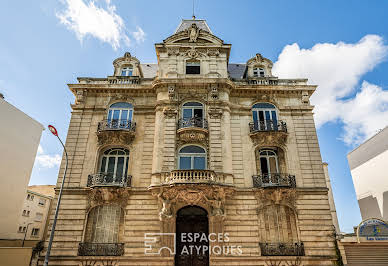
[246,53,274,78]
[163,30,224,45]
[87,187,130,211]
[255,188,297,210]
[249,130,288,146]
[112,52,143,77]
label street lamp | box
[44,125,68,266]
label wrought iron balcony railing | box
[259,242,304,256]
[163,169,223,184]
[252,173,296,188]
[78,243,124,256]
[87,173,131,187]
[97,119,136,132]
[177,117,208,130]
[249,120,287,133]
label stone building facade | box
[39,19,338,266]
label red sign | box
[48,125,58,136]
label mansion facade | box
[40,19,338,266]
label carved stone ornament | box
[76,89,86,104]
[167,47,180,56]
[301,91,309,104]
[188,23,200,42]
[168,85,176,101]
[79,260,119,266]
[87,187,130,210]
[207,48,220,57]
[249,131,288,146]
[254,188,297,209]
[182,47,204,59]
[177,128,208,144]
[96,130,135,146]
[163,107,178,118]
[151,185,235,220]
[210,85,219,100]
[208,107,223,118]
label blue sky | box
[1,0,388,233]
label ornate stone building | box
[40,18,338,266]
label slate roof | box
[175,19,212,34]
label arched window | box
[252,103,278,131]
[99,148,129,183]
[121,66,133,76]
[178,145,206,170]
[253,67,265,77]
[260,205,298,243]
[84,205,123,243]
[259,149,279,175]
[107,102,133,129]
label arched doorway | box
[175,206,209,266]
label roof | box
[27,185,55,198]
[228,64,246,79]
[347,126,388,170]
[140,63,158,78]
[175,19,212,34]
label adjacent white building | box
[347,126,388,221]
[0,95,44,240]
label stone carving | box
[210,85,219,100]
[188,23,200,42]
[168,85,176,100]
[96,130,135,146]
[177,128,208,144]
[208,107,223,118]
[255,188,297,210]
[167,47,180,56]
[87,187,130,211]
[76,89,86,104]
[301,91,309,104]
[151,185,235,220]
[207,48,220,56]
[182,47,205,59]
[163,107,178,118]
[79,260,119,266]
[249,131,288,146]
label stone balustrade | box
[163,170,223,184]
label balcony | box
[177,118,208,144]
[87,173,131,187]
[162,170,224,185]
[259,242,305,256]
[108,75,140,84]
[252,173,296,188]
[248,120,288,146]
[78,243,124,256]
[96,119,136,145]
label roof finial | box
[192,0,196,20]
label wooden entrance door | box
[175,206,209,266]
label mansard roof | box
[175,19,213,34]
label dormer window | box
[186,61,200,75]
[121,67,133,76]
[253,67,265,77]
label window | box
[38,199,46,206]
[31,228,39,236]
[186,60,200,74]
[107,102,133,129]
[259,150,279,176]
[35,213,43,222]
[252,103,278,131]
[27,194,34,201]
[178,145,206,170]
[253,67,265,77]
[99,148,130,183]
[121,66,133,76]
[85,205,123,243]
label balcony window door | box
[253,67,265,77]
[252,103,278,131]
[121,66,133,76]
[99,148,129,183]
[259,150,279,176]
[181,102,204,128]
[178,145,206,170]
[107,102,133,129]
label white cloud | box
[57,0,130,50]
[272,35,388,145]
[35,145,61,168]
[132,26,146,43]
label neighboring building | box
[17,186,54,241]
[39,18,338,265]
[0,96,44,240]
[347,126,388,221]
[337,126,388,266]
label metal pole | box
[22,222,33,247]
[43,135,68,265]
